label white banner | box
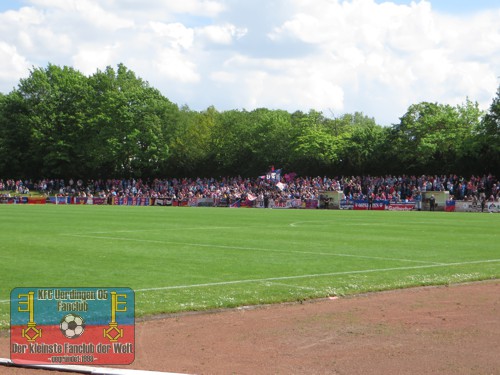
[455,201,500,213]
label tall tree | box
[87,64,177,177]
[290,110,350,175]
[340,113,387,175]
[0,91,33,177]
[476,86,500,172]
[211,109,256,176]
[12,64,91,178]
[0,62,496,179]
[248,108,294,173]
[167,105,217,176]
[389,102,477,174]
[454,98,485,174]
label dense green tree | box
[340,114,388,175]
[453,98,485,174]
[0,62,497,180]
[0,91,33,177]
[210,109,258,176]
[292,127,343,174]
[389,101,479,175]
[0,63,178,179]
[167,105,217,176]
[289,110,351,175]
[8,64,91,178]
[86,64,177,178]
[476,86,500,172]
[248,108,294,173]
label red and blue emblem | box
[10,287,135,365]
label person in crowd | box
[367,193,374,210]
[415,190,422,211]
[429,194,436,211]
[1,174,498,208]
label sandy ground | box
[1,280,499,375]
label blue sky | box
[0,0,21,12]
[374,0,500,14]
[1,1,499,15]
[1,0,500,125]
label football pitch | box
[1,205,499,329]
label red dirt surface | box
[1,280,499,375]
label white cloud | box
[0,42,31,86]
[149,22,195,50]
[0,6,44,52]
[0,0,499,125]
[0,5,44,25]
[196,24,247,45]
[153,48,200,83]
[243,71,345,113]
[72,44,119,75]
[29,0,134,31]
[265,0,500,123]
[159,0,225,17]
[215,54,345,113]
[210,71,236,83]
[109,0,225,17]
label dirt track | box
[1,280,499,375]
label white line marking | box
[87,227,239,234]
[1,259,499,304]
[134,259,500,293]
[61,234,442,265]
[86,224,297,235]
[290,220,434,227]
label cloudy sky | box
[1,0,500,125]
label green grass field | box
[1,205,499,329]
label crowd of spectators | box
[1,174,499,203]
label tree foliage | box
[85,64,177,177]
[0,64,177,179]
[0,63,497,179]
[388,100,483,175]
[476,87,500,173]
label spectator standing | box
[415,190,422,211]
[429,194,436,211]
[367,193,374,210]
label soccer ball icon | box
[60,313,85,339]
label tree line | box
[0,63,499,179]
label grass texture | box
[1,205,499,329]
